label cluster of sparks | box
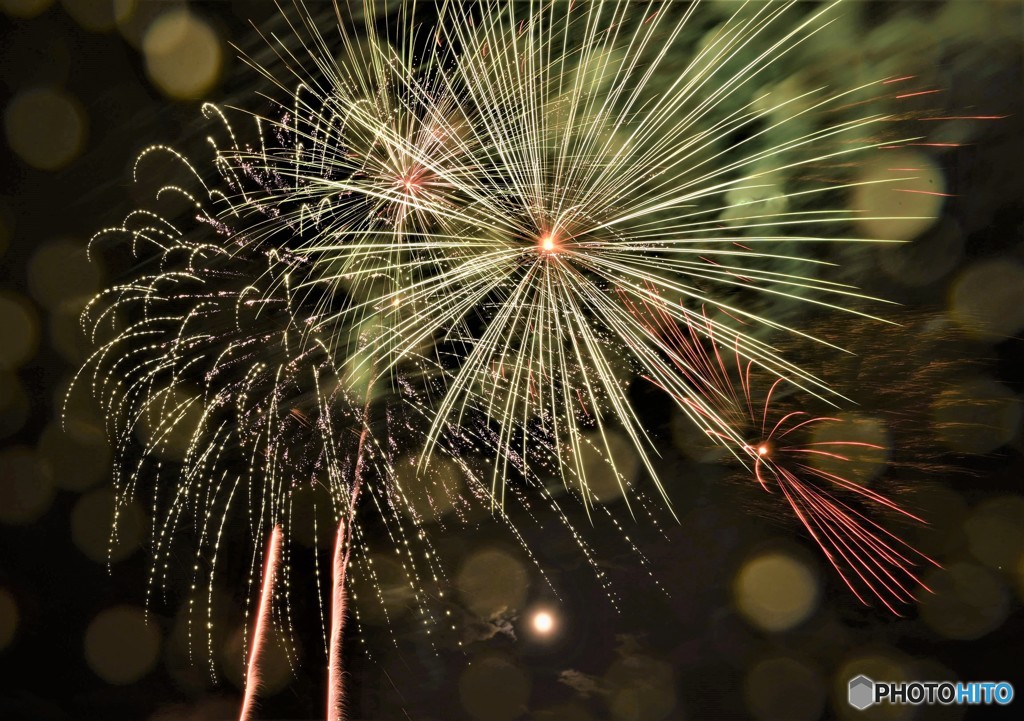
[71,0,967,718]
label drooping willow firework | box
[73,0,951,717]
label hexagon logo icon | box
[848,675,875,710]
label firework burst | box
[73,0,956,716]
[628,298,939,613]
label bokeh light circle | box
[354,552,415,625]
[605,653,677,721]
[931,377,1020,455]
[0,0,54,20]
[71,488,144,564]
[807,413,890,485]
[27,238,102,310]
[0,371,30,439]
[964,495,1024,571]
[0,293,40,369]
[0,446,53,525]
[4,87,86,170]
[835,652,912,721]
[459,655,530,721]
[919,562,1010,641]
[60,0,117,31]
[949,258,1024,340]
[734,550,819,632]
[84,606,161,684]
[744,656,824,721]
[575,430,640,503]
[0,588,18,651]
[396,454,464,524]
[143,9,222,100]
[38,420,111,492]
[851,150,944,241]
[457,548,529,619]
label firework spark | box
[628,298,939,612]
[72,0,957,716]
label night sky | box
[2,2,1024,721]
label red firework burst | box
[624,292,939,613]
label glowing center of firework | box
[539,233,558,254]
[532,610,555,634]
[396,167,428,195]
[758,444,769,456]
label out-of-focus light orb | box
[835,652,912,721]
[931,377,1020,455]
[949,258,1024,340]
[85,606,161,684]
[339,319,391,404]
[396,454,464,524]
[60,0,117,31]
[114,0,171,48]
[851,150,944,241]
[604,653,676,721]
[671,408,730,463]
[744,657,824,721]
[878,217,963,288]
[0,202,11,257]
[734,550,819,632]
[0,588,17,651]
[459,655,530,721]
[27,238,102,310]
[353,552,414,625]
[0,293,39,369]
[900,484,968,559]
[147,698,238,721]
[0,446,53,525]
[457,548,529,619]
[222,625,292,695]
[919,562,1009,641]
[0,371,30,439]
[71,488,144,564]
[531,702,596,721]
[143,9,222,100]
[0,0,53,18]
[575,430,639,504]
[58,373,105,430]
[4,87,86,170]
[964,496,1024,571]
[1017,554,1024,604]
[807,413,890,485]
[50,304,92,363]
[721,175,787,225]
[38,420,110,492]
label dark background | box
[1,1,1023,720]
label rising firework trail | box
[71,0,964,717]
[239,526,283,721]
